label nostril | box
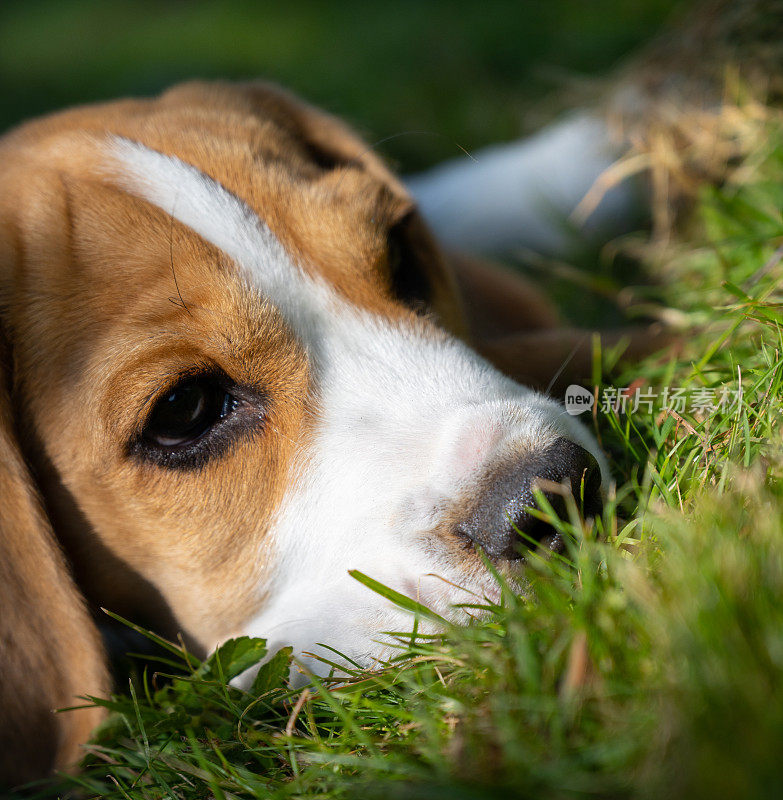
[511,488,570,555]
[454,437,603,560]
[547,437,603,518]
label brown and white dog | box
[0,80,661,786]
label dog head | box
[0,81,604,783]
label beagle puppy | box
[0,81,637,786]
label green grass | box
[7,3,783,797]
[13,94,783,800]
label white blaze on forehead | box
[104,136,536,416]
[106,135,605,675]
[107,136,329,331]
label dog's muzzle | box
[454,437,603,558]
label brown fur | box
[0,329,107,784]
[0,81,664,788]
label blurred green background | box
[1,0,686,172]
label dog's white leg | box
[406,112,643,258]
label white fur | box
[108,138,606,679]
[407,112,643,257]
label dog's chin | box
[230,564,513,690]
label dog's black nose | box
[455,437,603,559]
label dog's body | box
[0,81,662,786]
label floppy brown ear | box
[448,251,674,395]
[0,326,108,788]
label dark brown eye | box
[143,378,237,448]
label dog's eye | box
[143,378,237,448]
[131,373,264,470]
[388,220,432,312]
